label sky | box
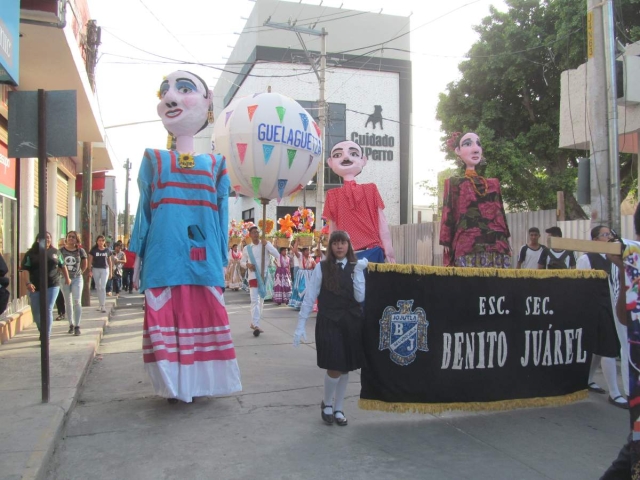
[87,0,507,215]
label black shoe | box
[609,395,629,409]
[68,325,74,334]
[588,382,606,394]
[334,411,348,426]
[167,398,179,404]
[321,401,334,425]
[74,326,81,336]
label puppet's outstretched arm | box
[378,208,395,263]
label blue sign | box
[0,0,20,85]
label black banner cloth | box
[360,265,617,412]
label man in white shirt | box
[516,227,545,269]
[576,225,628,409]
[241,226,279,335]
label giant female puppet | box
[130,70,242,403]
[439,132,511,268]
[323,140,395,263]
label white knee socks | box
[601,357,621,399]
[588,355,601,384]
[324,373,339,413]
[334,373,349,417]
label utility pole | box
[263,21,327,216]
[123,158,132,241]
[586,0,620,231]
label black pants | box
[122,268,134,293]
[601,435,632,480]
[56,289,65,316]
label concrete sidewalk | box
[0,293,118,480]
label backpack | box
[547,250,571,269]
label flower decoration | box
[228,219,243,239]
[278,214,295,235]
[258,219,275,235]
[291,207,315,233]
[178,153,195,169]
[320,217,330,235]
[156,90,162,100]
[274,229,293,239]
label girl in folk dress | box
[293,230,368,426]
[225,244,243,291]
[288,240,316,310]
[273,247,292,305]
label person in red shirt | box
[122,243,137,293]
[323,141,395,263]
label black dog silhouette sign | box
[365,105,383,130]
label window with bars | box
[242,208,254,224]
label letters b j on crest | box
[379,300,429,366]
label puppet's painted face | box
[157,71,211,137]
[327,141,367,180]
[455,132,482,169]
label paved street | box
[46,290,629,480]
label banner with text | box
[360,265,618,412]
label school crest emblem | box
[379,300,429,366]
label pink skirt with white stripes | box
[142,285,242,402]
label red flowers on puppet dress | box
[439,176,510,266]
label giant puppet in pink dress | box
[439,132,511,268]
[130,71,242,404]
[322,141,396,263]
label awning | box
[17,14,114,171]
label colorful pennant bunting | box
[247,105,258,121]
[251,177,262,198]
[276,106,286,123]
[277,178,288,200]
[299,113,309,131]
[236,143,248,164]
[287,149,296,168]
[263,144,275,164]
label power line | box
[137,0,200,62]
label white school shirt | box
[241,242,279,281]
[298,258,366,322]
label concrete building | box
[0,0,115,301]
[209,0,412,229]
[559,41,640,186]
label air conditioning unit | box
[617,55,640,105]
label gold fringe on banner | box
[367,263,607,280]
[358,390,588,415]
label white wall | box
[221,62,401,226]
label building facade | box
[209,0,412,229]
[0,0,114,301]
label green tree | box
[436,0,640,219]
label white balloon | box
[213,93,323,201]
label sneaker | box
[100,306,107,313]
[68,324,74,334]
[74,326,81,336]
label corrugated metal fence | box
[390,211,634,266]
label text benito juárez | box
[440,296,587,370]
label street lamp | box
[123,159,132,240]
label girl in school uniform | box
[293,230,368,426]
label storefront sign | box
[350,132,395,161]
[0,142,16,198]
[360,266,617,412]
[0,0,20,85]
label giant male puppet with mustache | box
[323,141,395,263]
